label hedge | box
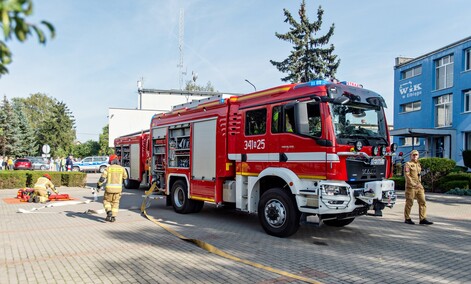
[389,176,405,190]
[0,170,86,189]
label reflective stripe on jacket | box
[100,165,128,193]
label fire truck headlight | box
[390,143,398,153]
[372,146,379,156]
[323,185,340,196]
[355,141,363,152]
[380,146,387,156]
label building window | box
[465,132,471,150]
[464,90,471,112]
[245,108,266,135]
[400,101,421,113]
[401,65,422,80]
[465,48,471,71]
[435,54,454,90]
[435,94,453,127]
[399,137,420,146]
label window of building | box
[435,94,453,127]
[245,108,266,135]
[465,132,471,150]
[435,54,454,90]
[465,48,471,71]
[401,65,422,80]
[400,101,421,113]
[464,90,471,113]
[399,137,420,146]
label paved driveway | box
[1,175,470,283]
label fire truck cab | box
[150,79,397,237]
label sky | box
[1,0,470,143]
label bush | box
[438,172,471,185]
[439,180,469,192]
[419,157,456,192]
[389,176,405,190]
[0,171,28,188]
[0,171,86,189]
[445,188,471,196]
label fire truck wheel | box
[323,218,355,227]
[171,180,194,214]
[258,188,300,238]
[192,201,204,213]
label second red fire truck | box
[114,130,150,189]
[149,79,397,237]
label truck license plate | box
[371,158,385,165]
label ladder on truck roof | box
[172,94,236,111]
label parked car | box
[13,158,33,170]
[72,156,109,173]
[30,157,51,170]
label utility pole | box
[177,9,186,90]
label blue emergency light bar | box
[294,79,330,89]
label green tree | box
[13,94,76,156]
[0,95,20,156]
[270,0,340,83]
[184,80,215,92]
[12,101,36,156]
[73,140,100,158]
[0,0,55,77]
[36,101,75,157]
[98,124,113,155]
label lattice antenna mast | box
[177,9,186,90]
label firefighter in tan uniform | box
[404,150,433,225]
[33,174,58,203]
[97,154,128,222]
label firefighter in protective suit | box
[33,174,58,203]
[97,154,128,222]
[404,150,433,225]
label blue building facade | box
[391,36,471,166]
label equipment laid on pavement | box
[17,188,70,203]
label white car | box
[72,156,109,173]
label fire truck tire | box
[171,180,194,214]
[192,201,204,213]
[258,188,300,238]
[323,218,355,227]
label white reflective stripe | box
[285,152,326,162]
[107,184,122,187]
[246,153,272,162]
[228,154,242,161]
[327,154,340,162]
[229,152,339,163]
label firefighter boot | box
[105,211,112,222]
[110,216,116,222]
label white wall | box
[108,92,209,147]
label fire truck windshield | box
[330,103,388,146]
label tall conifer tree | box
[270,0,340,83]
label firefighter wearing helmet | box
[33,174,58,203]
[97,154,128,222]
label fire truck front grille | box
[346,159,386,182]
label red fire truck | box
[114,130,150,189]
[150,79,397,237]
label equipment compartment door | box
[130,143,140,180]
[192,119,217,193]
